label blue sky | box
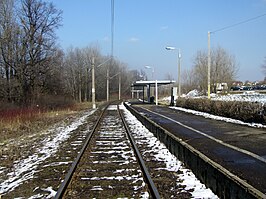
[51,0,266,82]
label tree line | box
[182,48,266,95]
[0,0,142,107]
[63,46,140,103]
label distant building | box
[232,81,243,86]
[216,83,228,93]
[244,81,253,86]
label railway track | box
[55,102,160,198]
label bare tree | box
[182,68,198,94]
[17,0,62,104]
[211,47,238,91]
[63,47,81,102]
[0,0,145,105]
[193,50,208,92]
[63,45,104,102]
[82,45,101,101]
[262,57,266,80]
[62,44,142,102]
[164,73,174,81]
[42,48,65,95]
[0,0,18,102]
[193,47,238,94]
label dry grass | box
[0,101,99,198]
[0,101,94,143]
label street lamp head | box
[165,46,181,97]
[144,65,155,80]
[165,46,176,50]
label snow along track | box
[55,103,159,198]
[0,109,96,197]
[121,104,218,198]
[128,102,266,198]
[55,102,218,198]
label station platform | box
[127,102,266,198]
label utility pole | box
[207,31,211,99]
[91,56,96,109]
[165,46,181,98]
[107,0,115,102]
[85,64,88,101]
[118,73,121,100]
[107,65,109,101]
[155,80,158,105]
[178,49,181,98]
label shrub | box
[0,105,40,122]
[0,95,75,123]
[35,95,75,110]
[175,98,266,124]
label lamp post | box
[119,73,121,100]
[207,31,211,99]
[91,57,112,109]
[91,56,96,109]
[144,65,154,80]
[165,46,181,98]
[109,71,121,101]
[144,65,158,105]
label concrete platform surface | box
[130,103,266,195]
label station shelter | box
[131,80,175,105]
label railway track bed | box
[56,103,217,198]
[63,105,148,198]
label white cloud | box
[129,37,139,42]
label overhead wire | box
[111,0,114,57]
[211,13,266,33]
[107,0,115,101]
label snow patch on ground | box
[123,104,218,198]
[170,106,266,128]
[186,89,201,97]
[211,91,266,105]
[0,109,96,195]
[163,90,266,105]
[159,91,266,128]
[27,186,57,199]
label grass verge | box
[0,102,93,144]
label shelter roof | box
[132,80,175,87]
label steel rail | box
[117,104,160,199]
[55,102,160,198]
[124,102,266,199]
[54,104,109,199]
